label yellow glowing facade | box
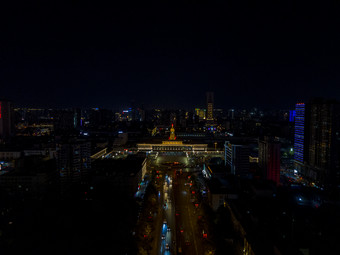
[137,125,207,152]
[169,124,176,140]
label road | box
[151,154,205,255]
[173,171,203,255]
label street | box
[150,153,205,255]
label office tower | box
[0,100,13,141]
[206,92,214,122]
[225,141,250,177]
[305,98,340,187]
[56,139,91,183]
[294,103,305,171]
[259,137,281,185]
[73,108,82,129]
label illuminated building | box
[200,109,206,120]
[0,100,13,141]
[194,108,206,121]
[225,141,250,177]
[294,103,305,171]
[304,99,340,187]
[259,137,281,185]
[206,92,214,123]
[137,124,207,152]
[56,139,91,184]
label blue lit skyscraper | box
[294,103,305,166]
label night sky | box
[1,1,340,109]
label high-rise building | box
[304,99,340,188]
[73,108,82,129]
[0,100,13,142]
[206,92,214,122]
[259,137,281,185]
[225,141,250,177]
[56,139,91,184]
[294,103,305,171]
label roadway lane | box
[159,173,176,255]
[153,173,165,255]
[174,172,203,255]
[151,154,202,255]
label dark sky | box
[1,1,340,109]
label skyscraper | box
[294,103,305,171]
[305,98,340,188]
[259,137,281,185]
[206,92,214,123]
[0,100,13,142]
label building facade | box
[294,103,305,172]
[225,141,250,177]
[137,124,208,152]
[258,137,281,185]
[304,99,340,188]
[56,140,91,183]
[206,92,214,123]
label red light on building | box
[203,233,207,238]
[195,203,198,208]
[192,191,195,194]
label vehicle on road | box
[165,243,170,250]
[161,234,165,240]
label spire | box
[169,124,176,140]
